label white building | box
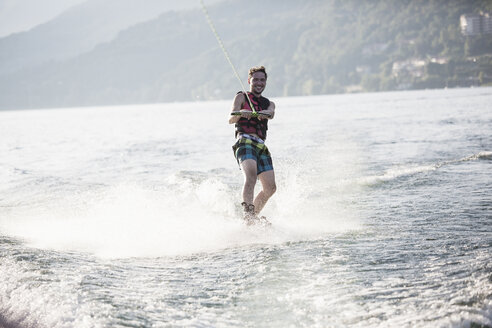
[460,14,481,36]
[482,12,492,34]
[392,59,426,78]
[460,12,492,36]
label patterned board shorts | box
[232,137,273,175]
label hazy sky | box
[0,0,223,38]
[0,0,85,37]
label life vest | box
[235,92,270,140]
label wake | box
[0,170,360,258]
[359,151,491,186]
[0,138,368,258]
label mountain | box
[0,0,219,76]
[0,0,491,110]
[0,0,84,37]
[0,0,307,109]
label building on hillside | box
[430,57,448,64]
[482,12,492,34]
[392,59,426,78]
[461,14,481,36]
[460,12,492,36]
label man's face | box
[249,71,267,95]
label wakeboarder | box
[229,66,276,225]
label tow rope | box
[199,0,258,116]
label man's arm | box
[259,101,275,120]
[229,93,247,124]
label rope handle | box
[230,110,272,118]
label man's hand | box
[231,110,271,120]
[257,111,272,120]
[240,110,254,120]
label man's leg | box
[240,159,258,205]
[254,169,276,214]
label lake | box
[0,87,491,327]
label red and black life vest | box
[235,91,270,140]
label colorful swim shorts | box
[232,137,273,174]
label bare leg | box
[240,159,258,205]
[253,170,276,214]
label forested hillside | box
[0,0,491,110]
[287,0,492,94]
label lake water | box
[0,87,491,327]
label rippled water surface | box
[0,88,491,327]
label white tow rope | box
[199,0,257,114]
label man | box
[229,66,276,224]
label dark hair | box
[248,66,267,80]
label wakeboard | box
[244,215,272,227]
